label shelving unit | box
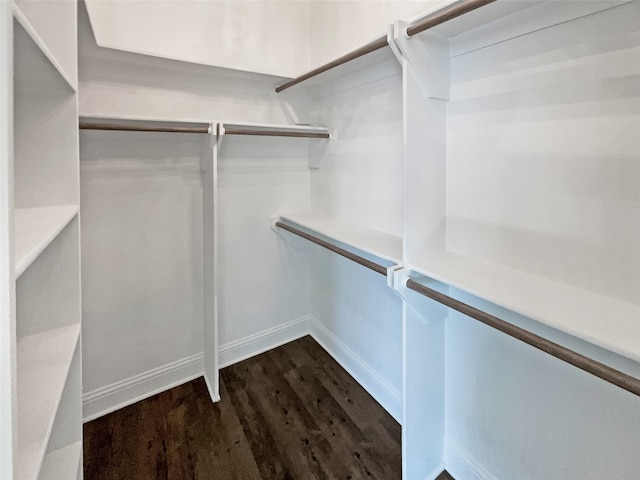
[268,2,640,477]
[401,0,640,359]
[409,252,640,363]
[2,0,82,479]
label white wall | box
[309,0,449,67]
[442,3,640,478]
[83,0,454,79]
[84,0,310,78]
[445,292,640,479]
[80,132,205,394]
[78,4,311,417]
[446,1,640,304]
[306,50,405,421]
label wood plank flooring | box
[84,336,401,479]
[84,335,454,479]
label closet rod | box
[275,0,496,93]
[275,37,388,93]
[223,128,330,139]
[405,279,640,397]
[79,122,211,134]
[275,221,388,276]
[406,0,497,37]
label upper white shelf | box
[409,251,640,363]
[14,206,79,278]
[278,211,402,265]
[13,2,77,92]
[17,324,81,480]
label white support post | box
[202,127,220,402]
[396,269,448,480]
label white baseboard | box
[218,315,311,368]
[83,314,402,427]
[309,315,403,424]
[445,444,498,480]
[83,352,204,422]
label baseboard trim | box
[445,444,498,480]
[218,315,311,369]
[309,316,403,424]
[83,314,402,426]
[83,352,204,423]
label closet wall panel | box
[441,3,640,477]
[77,5,311,418]
[217,136,311,363]
[306,52,404,421]
[80,133,204,396]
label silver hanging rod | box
[79,122,211,134]
[275,221,388,275]
[405,278,640,397]
[275,0,497,93]
[223,128,330,139]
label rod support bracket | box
[393,20,450,100]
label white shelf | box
[17,324,80,480]
[14,206,79,278]
[39,441,82,480]
[12,3,77,92]
[409,251,640,362]
[279,211,402,264]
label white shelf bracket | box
[216,123,226,151]
[387,264,406,289]
[308,128,337,169]
[387,22,403,66]
[390,268,448,325]
[270,217,311,250]
[199,124,215,173]
[269,88,314,126]
[393,20,450,100]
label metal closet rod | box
[79,122,211,134]
[275,0,497,92]
[223,128,330,139]
[275,221,388,275]
[405,279,640,397]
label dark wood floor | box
[84,336,403,479]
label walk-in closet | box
[1,0,638,479]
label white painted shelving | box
[409,251,640,362]
[1,0,82,479]
[14,206,78,278]
[17,325,80,480]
